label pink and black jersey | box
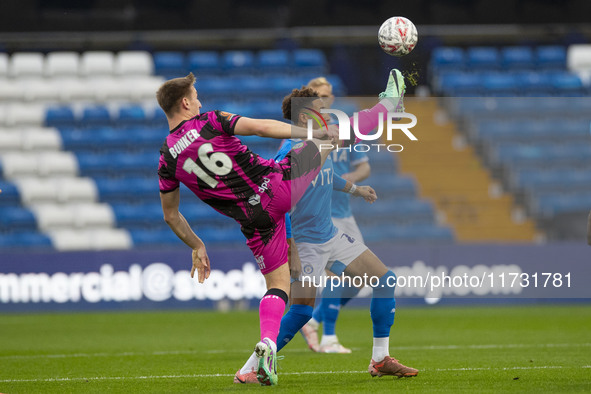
[158,110,285,228]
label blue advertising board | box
[1,243,589,312]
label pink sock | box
[259,293,287,342]
[350,100,396,144]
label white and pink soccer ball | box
[378,16,418,57]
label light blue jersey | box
[330,149,369,219]
[275,140,346,244]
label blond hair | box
[306,76,332,89]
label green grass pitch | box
[1,304,590,393]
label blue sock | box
[276,304,313,352]
[370,270,397,338]
[311,299,323,323]
[340,284,361,307]
[319,281,356,336]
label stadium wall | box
[0,243,588,312]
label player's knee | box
[372,270,397,298]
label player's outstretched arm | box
[160,189,211,282]
[342,161,371,183]
[234,117,333,140]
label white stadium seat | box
[9,52,44,77]
[22,78,63,102]
[0,130,21,152]
[567,44,591,84]
[32,204,76,231]
[115,51,154,76]
[81,51,115,76]
[91,229,132,250]
[72,203,115,228]
[59,78,97,102]
[0,151,78,178]
[48,229,92,250]
[0,53,8,77]
[1,153,39,178]
[56,177,98,203]
[49,228,132,251]
[0,80,26,101]
[15,178,60,204]
[21,128,62,151]
[124,76,164,101]
[45,51,80,77]
[3,103,45,127]
[16,177,97,205]
[37,151,78,177]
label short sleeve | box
[210,110,242,135]
[158,155,179,193]
[350,149,369,167]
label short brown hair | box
[156,73,196,117]
[281,87,319,122]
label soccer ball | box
[378,16,418,56]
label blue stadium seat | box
[510,71,551,95]
[361,224,454,243]
[515,170,591,192]
[257,50,290,72]
[438,72,482,96]
[45,105,76,127]
[81,105,111,127]
[222,50,255,72]
[466,47,500,70]
[130,229,184,246]
[0,232,52,249]
[536,46,566,70]
[112,203,163,227]
[118,105,147,124]
[534,193,591,217]
[0,181,20,205]
[352,199,434,225]
[196,77,236,97]
[364,176,417,198]
[0,207,37,231]
[153,51,186,77]
[551,72,584,95]
[95,177,158,203]
[293,49,327,73]
[493,144,591,166]
[187,51,220,74]
[232,76,270,95]
[481,73,518,96]
[430,47,465,71]
[501,46,535,69]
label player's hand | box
[190,244,211,283]
[354,185,377,203]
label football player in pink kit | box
[157,72,400,386]
[157,73,334,386]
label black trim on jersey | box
[169,114,204,135]
[198,122,223,140]
[158,140,178,180]
[159,186,179,194]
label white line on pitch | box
[0,365,588,383]
[2,342,589,360]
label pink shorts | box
[243,141,321,275]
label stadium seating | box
[0,48,447,251]
[432,44,591,240]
